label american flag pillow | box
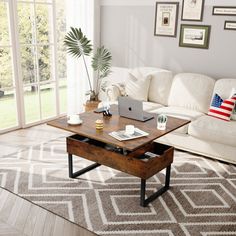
[208,93,236,121]
[230,88,236,120]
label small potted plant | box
[64,27,112,110]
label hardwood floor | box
[0,125,71,157]
[0,124,97,236]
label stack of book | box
[109,128,149,141]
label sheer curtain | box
[66,0,96,115]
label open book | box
[109,128,149,141]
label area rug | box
[0,137,236,235]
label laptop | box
[118,96,154,122]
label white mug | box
[69,114,81,123]
[125,125,135,135]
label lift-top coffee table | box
[48,105,190,207]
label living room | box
[0,0,236,235]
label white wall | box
[100,0,236,79]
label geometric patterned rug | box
[0,137,236,235]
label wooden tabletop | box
[48,105,190,151]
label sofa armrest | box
[106,83,126,102]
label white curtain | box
[66,0,95,115]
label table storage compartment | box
[67,134,174,179]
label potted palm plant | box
[64,27,112,110]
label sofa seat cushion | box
[150,106,204,134]
[143,102,163,112]
[188,115,236,147]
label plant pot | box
[84,100,100,112]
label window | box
[0,0,67,133]
[0,0,18,130]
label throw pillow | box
[125,71,151,101]
[230,88,236,120]
[208,93,236,121]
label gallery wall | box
[100,0,236,79]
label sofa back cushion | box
[230,88,236,120]
[125,70,151,101]
[213,78,236,99]
[213,78,236,120]
[103,67,130,84]
[98,67,130,101]
[125,67,171,102]
[148,70,173,106]
[168,73,215,113]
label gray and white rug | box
[0,137,236,235]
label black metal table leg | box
[140,179,146,207]
[165,165,171,188]
[140,165,171,207]
[68,153,101,178]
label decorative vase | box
[84,100,100,112]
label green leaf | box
[64,27,93,92]
[64,27,92,58]
[91,46,112,78]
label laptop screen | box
[118,97,153,121]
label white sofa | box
[102,67,236,164]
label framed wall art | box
[179,24,211,49]
[154,2,179,37]
[182,0,205,21]
[224,21,236,30]
[212,6,236,16]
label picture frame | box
[212,6,236,16]
[179,24,211,49]
[154,2,179,37]
[224,21,236,30]
[182,0,205,21]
